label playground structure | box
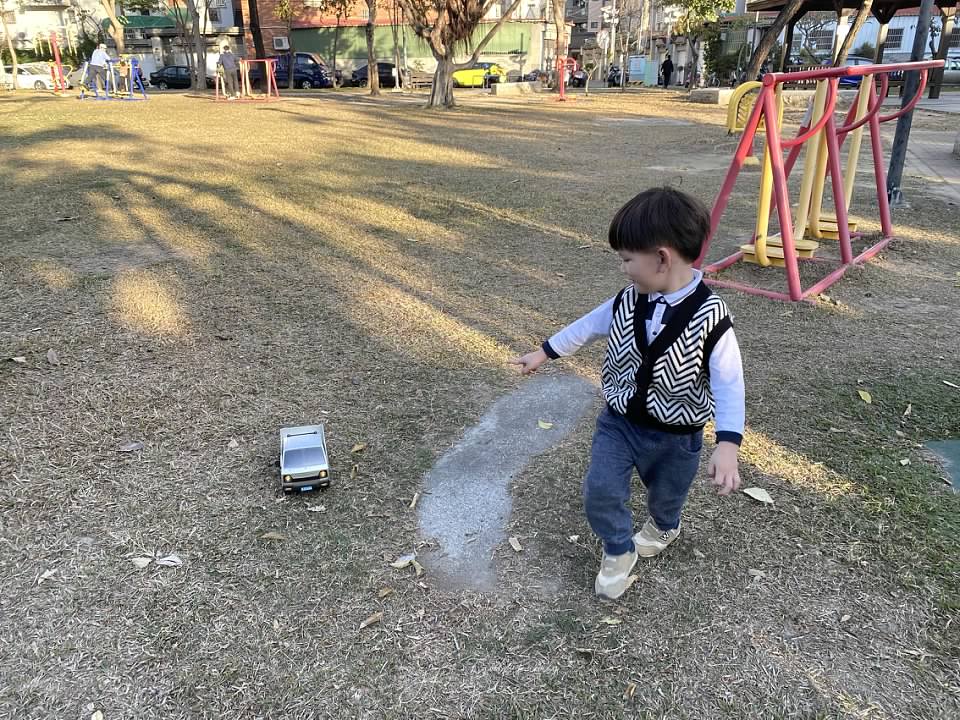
[215,58,281,101]
[36,32,71,94]
[78,57,147,101]
[555,56,579,102]
[697,59,944,303]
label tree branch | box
[459,0,524,68]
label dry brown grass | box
[1,88,958,719]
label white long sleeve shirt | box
[545,270,745,443]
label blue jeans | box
[584,407,703,555]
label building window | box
[209,9,220,21]
[808,29,834,51]
[884,27,904,49]
[950,25,959,48]
[590,21,598,28]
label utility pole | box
[886,0,935,206]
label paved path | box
[418,373,597,591]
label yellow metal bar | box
[752,87,784,267]
[843,78,872,210]
[793,80,828,243]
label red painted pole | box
[760,79,803,302]
[820,87,854,264]
[697,83,768,268]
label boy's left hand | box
[708,442,741,496]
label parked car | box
[825,55,874,87]
[352,62,399,88]
[452,62,506,87]
[569,68,588,87]
[149,65,192,90]
[250,52,333,89]
[3,64,70,90]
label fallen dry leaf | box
[624,681,637,700]
[600,616,622,625]
[857,390,872,404]
[359,611,383,630]
[377,587,394,599]
[259,531,286,541]
[567,534,580,543]
[38,569,57,585]
[408,492,419,510]
[748,568,766,578]
[899,458,911,466]
[903,403,912,417]
[91,711,104,720]
[537,420,554,430]
[508,536,523,552]
[131,557,152,569]
[46,349,59,365]
[117,440,144,453]
[307,505,326,513]
[840,614,851,623]
[154,554,182,567]
[412,559,425,577]
[10,356,26,364]
[350,464,359,480]
[895,430,906,438]
[228,438,239,449]
[390,553,416,569]
[351,443,366,454]
[828,427,845,433]
[743,487,774,505]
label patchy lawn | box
[1,88,958,719]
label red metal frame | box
[696,59,944,302]
[216,58,281,101]
[48,32,68,93]
[555,56,578,102]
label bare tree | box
[246,0,266,58]
[183,0,207,89]
[834,0,874,65]
[744,0,804,80]
[794,11,833,63]
[398,0,523,107]
[1,0,19,89]
[274,0,297,89]
[99,0,127,54]
[365,0,380,95]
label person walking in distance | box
[660,54,674,87]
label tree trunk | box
[834,0,873,65]
[332,20,341,86]
[287,19,295,89]
[98,0,126,54]
[246,0,266,58]
[745,0,805,81]
[428,54,455,108]
[1,3,18,90]
[184,0,207,90]
[390,4,403,89]
[366,0,380,95]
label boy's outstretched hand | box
[509,349,548,375]
[708,442,741,496]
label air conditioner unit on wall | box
[273,36,289,50]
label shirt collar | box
[649,269,703,307]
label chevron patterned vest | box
[601,282,733,434]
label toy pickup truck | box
[280,425,330,493]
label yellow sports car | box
[452,62,507,88]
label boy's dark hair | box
[608,187,710,263]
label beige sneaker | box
[633,517,681,558]
[594,547,638,599]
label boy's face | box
[617,248,671,293]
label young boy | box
[510,187,745,600]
